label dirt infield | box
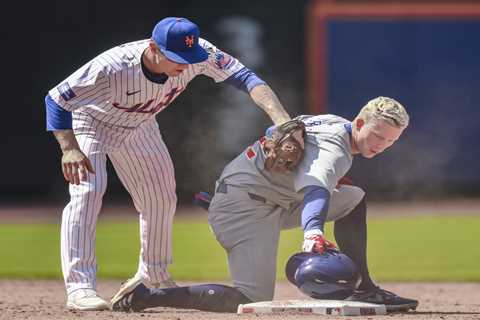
[0,280,479,320]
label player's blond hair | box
[357,96,409,128]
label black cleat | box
[345,286,418,312]
[111,281,150,312]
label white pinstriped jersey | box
[48,38,245,127]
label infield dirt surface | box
[0,280,479,320]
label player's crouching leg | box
[111,281,251,313]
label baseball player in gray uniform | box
[110,96,418,313]
[45,17,293,311]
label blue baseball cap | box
[152,17,208,64]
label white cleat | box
[110,275,178,309]
[66,288,109,311]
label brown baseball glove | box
[263,119,306,173]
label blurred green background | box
[1,214,479,281]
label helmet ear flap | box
[286,251,360,300]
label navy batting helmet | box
[285,250,360,300]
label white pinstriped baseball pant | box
[62,113,176,294]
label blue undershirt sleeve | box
[45,94,72,131]
[301,185,331,233]
[265,125,275,137]
[223,67,266,93]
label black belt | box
[216,181,267,203]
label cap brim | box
[160,45,208,64]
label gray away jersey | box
[219,114,353,209]
[48,38,245,127]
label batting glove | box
[302,229,337,254]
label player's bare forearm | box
[52,129,81,152]
[250,84,291,125]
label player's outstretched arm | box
[249,84,291,125]
[301,186,337,254]
[53,130,95,185]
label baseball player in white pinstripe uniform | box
[45,17,293,311]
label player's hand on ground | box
[61,149,95,185]
[302,230,337,254]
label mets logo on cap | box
[185,35,195,48]
[152,17,208,64]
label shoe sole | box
[66,301,110,311]
[346,298,418,313]
[385,302,418,312]
[110,277,144,309]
